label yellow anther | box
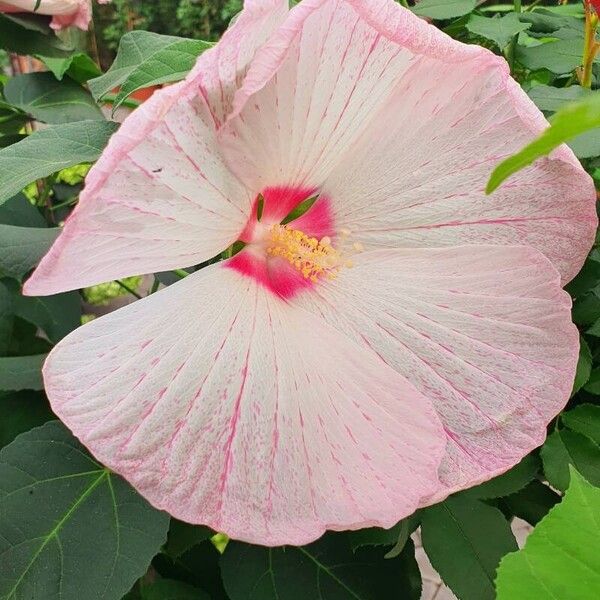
[267,224,343,282]
[352,242,364,252]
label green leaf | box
[0,354,46,391]
[504,480,561,526]
[221,533,421,600]
[519,10,581,35]
[0,281,13,356]
[16,291,81,343]
[573,291,600,325]
[487,93,600,194]
[153,540,227,599]
[528,87,600,158]
[40,53,102,82]
[0,120,118,205]
[421,496,517,600]
[567,248,600,298]
[0,390,53,448]
[541,429,600,491]
[384,514,421,559]
[0,277,80,343]
[528,84,591,113]
[526,84,600,159]
[584,367,600,394]
[349,519,408,551]
[4,72,104,124]
[0,194,46,228]
[141,580,210,600]
[563,404,600,445]
[88,31,211,109]
[411,0,476,20]
[516,39,593,75]
[0,421,170,599]
[0,224,58,279]
[496,470,600,600]
[573,337,593,395]
[0,134,27,148]
[463,454,540,500]
[0,13,74,58]
[466,13,531,50]
[567,127,600,159]
[165,520,213,558]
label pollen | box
[267,224,343,282]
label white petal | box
[44,263,445,545]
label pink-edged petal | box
[24,87,249,296]
[295,246,579,501]
[44,262,445,546]
[188,0,289,126]
[24,0,288,297]
[219,0,595,283]
[218,0,487,191]
[321,54,596,284]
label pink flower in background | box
[0,0,110,30]
[25,0,596,545]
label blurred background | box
[94,0,242,68]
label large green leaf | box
[0,390,53,448]
[504,480,561,526]
[221,534,421,600]
[4,72,104,124]
[584,367,600,394]
[0,354,46,391]
[0,421,170,599]
[411,0,476,20]
[0,224,58,279]
[41,53,102,83]
[463,454,540,500]
[573,291,600,325]
[153,540,228,600]
[0,13,74,58]
[573,336,593,395]
[0,120,118,205]
[496,470,600,600]
[141,580,210,600]
[487,93,600,193]
[466,13,531,49]
[519,9,581,36]
[528,84,592,113]
[15,291,81,343]
[88,31,211,109]
[541,429,600,491]
[165,520,213,559]
[0,278,80,344]
[562,404,600,446]
[0,194,46,228]
[421,496,517,600]
[566,248,600,298]
[527,85,600,159]
[516,39,594,75]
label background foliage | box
[0,1,599,599]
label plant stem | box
[49,196,78,211]
[173,269,190,279]
[149,276,160,295]
[581,2,600,89]
[100,94,141,109]
[116,279,142,299]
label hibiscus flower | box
[0,0,109,30]
[25,0,597,546]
